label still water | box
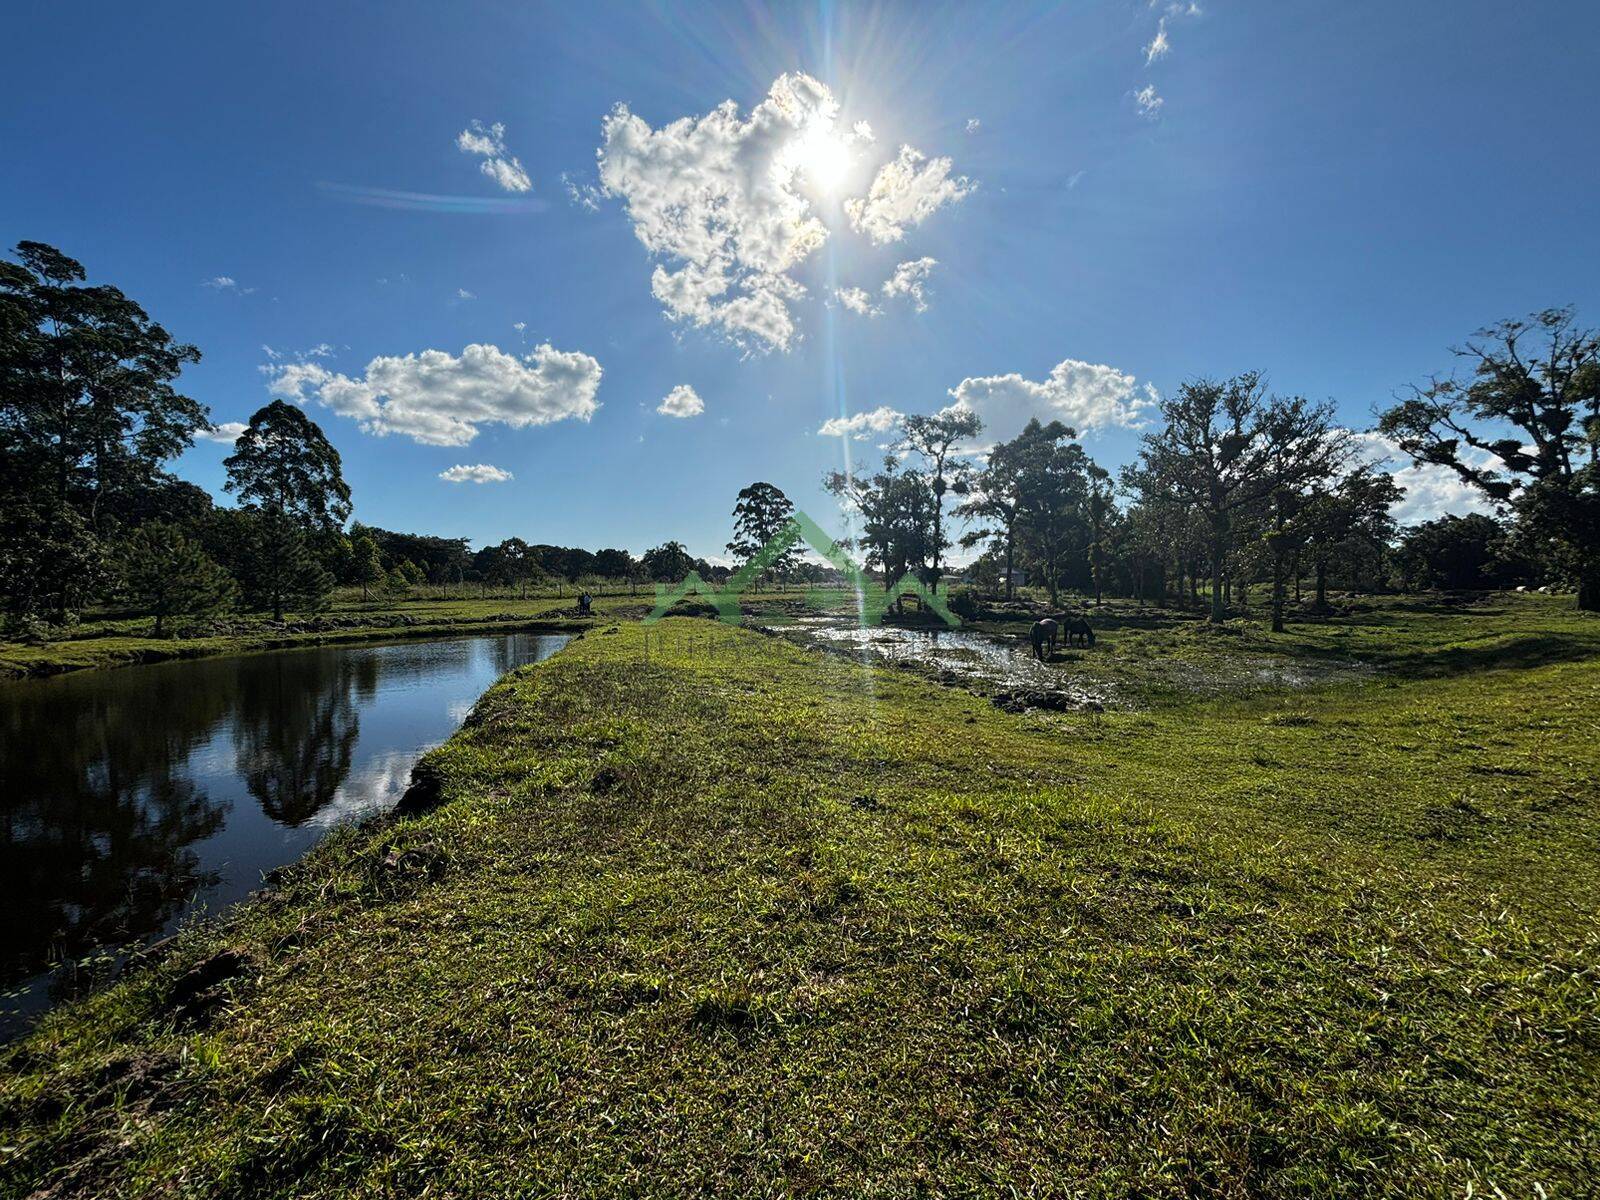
[0,632,568,1036]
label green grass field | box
[2,597,1597,1196]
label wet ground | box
[764,607,1375,711]
[782,617,1112,707]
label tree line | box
[808,312,1598,620]
[6,239,1596,638]
[0,242,733,637]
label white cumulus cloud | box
[268,343,602,446]
[946,359,1156,445]
[819,405,903,439]
[594,74,967,353]
[456,120,532,193]
[197,421,248,444]
[881,257,939,312]
[1352,432,1498,526]
[845,145,974,245]
[439,463,514,484]
[598,73,858,353]
[1134,85,1164,119]
[657,384,705,418]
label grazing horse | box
[1046,613,1095,648]
[1029,618,1059,661]
[1061,616,1094,648]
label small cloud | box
[439,463,514,484]
[657,384,705,418]
[1145,17,1171,64]
[1066,169,1087,190]
[845,145,975,245]
[256,344,337,380]
[456,288,476,300]
[561,171,603,212]
[201,275,256,294]
[1134,84,1164,119]
[881,257,939,313]
[833,286,881,317]
[456,120,532,193]
[197,421,248,444]
[965,117,982,134]
[818,405,903,439]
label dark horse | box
[1029,618,1059,661]
[1051,613,1095,648]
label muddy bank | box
[765,608,1376,712]
[766,618,1113,712]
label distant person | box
[579,590,593,616]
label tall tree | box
[898,409,982,596]
[0,241,206,620]
[223,400,352,533]
[825,455,938,607]
[641,540,695,582]
[593,548,637,580]
[1298,466,1404,609]
[237,511,333,621]
[727,482,799,584]
[1087,466,1114,605]
[956,446,1023,600]
[1378,307,1600,610]
[474,538,537,594]
[117,523,237,636]
[1005,419,1096,607]
[350,533,385,602]
[1127,373,1345,624]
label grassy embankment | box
[0,594,631,680]
[0,585,861,679]
[2,597,1598,1196]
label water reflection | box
[233,654,374,826]
[793,620,1061,684]
[0,632,567,1035]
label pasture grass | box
[2,599,1598,1196]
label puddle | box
[774,614,1373,711]
[775,621,1114,708]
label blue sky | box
[6,1,1599,561]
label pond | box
[0,631,568,1037]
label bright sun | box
[794,126,853,196]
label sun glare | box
[794,125,853,196]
